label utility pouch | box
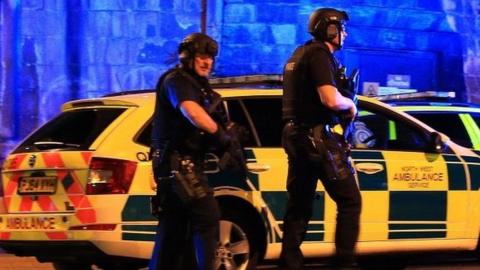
[171,156,209,203]
[310,125,355,181]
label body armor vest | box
[282,40,342,126]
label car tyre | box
[216,211,263,270]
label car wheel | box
[216,217,260,270]
[52,262,92,270]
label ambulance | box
[1,75,480,269]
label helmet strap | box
[179,57,194,71]
[326,30,343,51]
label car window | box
[409,112,472,149]
[135,120,152,147]
[14,108,126,153]
[243,98,282,147]
[470,113,480,128]
[353,107,429,151]
[227,98,282,147]
[135,99,267,148]
[224,99,258,147]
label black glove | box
[217,141,248,178]
[214,122,248,177]
[212,125,232,150]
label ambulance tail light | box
[87,157,137,194]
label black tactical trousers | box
[149,155,220,270]
[280,123,362,270]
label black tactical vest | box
[151,67,222,152]
[282,40,341,126]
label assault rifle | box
[183,91,248,177]
[337,67,360,142]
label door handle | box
[247,163,271,173]
[354,162,384,174]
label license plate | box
[0,215,68,231]
[18,176,57,195]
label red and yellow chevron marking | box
[67,154,96,224]
[4,172,21,210]
[0,232,11,240]
[42,152,65,168]
[81,152,92,165]
[1,151,96,240]
[19,197,33,211]
[37,196,59,212]
[3,154,27,170]
[66,171,84,194]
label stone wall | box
[217,0,467,99]
[444,0,480,102]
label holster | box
[170,154,209,203]
[309,125,355,181]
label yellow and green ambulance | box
[1,76,480,269]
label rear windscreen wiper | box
[33,141,81,150]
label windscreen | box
[13,108,126,153]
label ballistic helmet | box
[308,8,349,41]
[178,33,218,64]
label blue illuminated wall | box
[0,0,479,158]
[216,0,471,98]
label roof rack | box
[209,74,282,88]
[373,91,456,102]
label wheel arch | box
[215,194,269,261]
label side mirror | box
[428,132,446,153]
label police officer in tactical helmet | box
[308,8,349,48]
[280,8,362,270]
[149,32,231,270]
[178,33,219,72]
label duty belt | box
[285,120,336,135]
[284,119,312,129]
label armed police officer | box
[149,33,232,270]
[280,8,362,270]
